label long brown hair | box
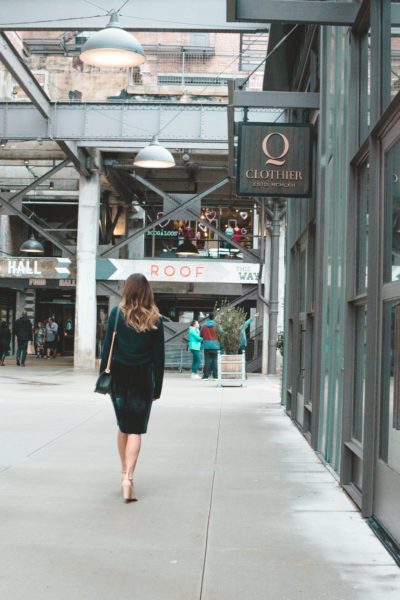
[120,273,160,332]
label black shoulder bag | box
[94,308,120,395]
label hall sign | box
[96,259,262,284]
[0,258,76,279]
[236,122,313,198]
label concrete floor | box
[1,364,400,600]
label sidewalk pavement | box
[1,366,400,600]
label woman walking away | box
[188,320,202,379]
[0,321,11,366]
[100,273,164,502]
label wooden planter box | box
[217,352,246,387]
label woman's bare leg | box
[125,434,141,479]
[117,431,128,473]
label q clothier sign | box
[236,122,313,198]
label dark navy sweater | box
[100,306,165,399]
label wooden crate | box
[220,354,243,379]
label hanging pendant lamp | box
[19,234,45,254]
[133,136,175,169]
[80,12,145,68]
[175,239,199,256]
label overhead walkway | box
[0,368,399,599]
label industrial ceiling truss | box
[0,0,267,32]
[0,33,90,177]
[0,159,76,257]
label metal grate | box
[157,74,230,86]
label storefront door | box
[373,127,400,545]
[36,290,75,356]
[0,288,16,354]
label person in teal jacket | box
[239,312,259,352]
[188,320,203,379]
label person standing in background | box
[45,317,58,359]
[188,320,202,379]
[96,318,105,358]
[35,321,45,358]
[0,321,11,366]
[15,311,32,367]
[239,312,260,353]
[224,224,234,251]
[200,313,220,380]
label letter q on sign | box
[262,132,290,167]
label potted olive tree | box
[214,300,247,386]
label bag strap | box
[105,307,120,374]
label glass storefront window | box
[380,300,400,475]
[0,289,15,354]
[353,305,367,443]
[391,4,400,99]
[356,162,369,294]
[359,30,370,142]
[300,248,306,313]
[384,137,400,282]
[144,209,254,259]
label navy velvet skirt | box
[110,361,155,434]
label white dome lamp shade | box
[133,136,175,169]
[80,12,145,68]
[20,233,45,254]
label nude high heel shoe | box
[121,476,138,502]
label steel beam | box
[0,34,90,177]
[228,0,359,26]
[0,33,50,118]
[0,102,274,144]
[230,89,320,110]
[352,0,370,35]
[0,0,266,31]
[57,141,90,179]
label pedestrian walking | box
[45,317,58,359]
[239,312,260,353]
[35,321,46,358]
[0,321,11,366]
[15,311,32,367]
[200,313,220,380]
[96,318,105,358]
[100,273,165,502]
[188,319,202,379]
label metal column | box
[267,199,281,374]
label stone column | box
[74,173,100,369]
[0,215,15,256]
